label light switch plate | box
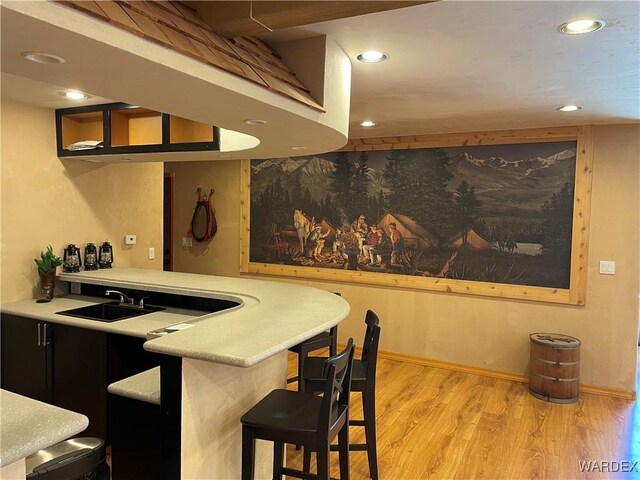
[599,260,615,275]
[148,247,155,260]
[125,234,137,245]
[182,237,193,247]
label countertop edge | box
[12,269,351,368]
[0,390,89,466]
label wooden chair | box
[240,339,355,480]
[287,293,340,393]
[302,311,381,480]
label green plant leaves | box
[34,245,63,272]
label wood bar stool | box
[241,339,355,480]
[302,311,381,480]
[287,293,340,393]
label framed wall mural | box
[240,127,593,305]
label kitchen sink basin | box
[56,301,165,322]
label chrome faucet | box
[106,290,134,305]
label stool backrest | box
[319,338,354,434]
[361,310,381,386]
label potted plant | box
[34,245,63,302]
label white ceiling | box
[0,1,350,160]
[0,73,115,109]
[2,1,638,149]
[262,1,640,138]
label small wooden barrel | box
[529,333,581,403]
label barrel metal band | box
[534,358,580,366]
[531,372,579,382]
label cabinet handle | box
[37,323,42,347]
[42,323,51,346]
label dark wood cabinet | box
[1,314,108,438]
[0,314,159,441]
[52,324,109,439]
[0,314,52,403]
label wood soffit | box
[55,0,324,111]
[190,1,433,38]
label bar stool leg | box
[338,421,350,480]
[316,441,330,480]
[329,326,338,356]
[298,349,306,393]
[362,390,378,480]
[303,448,312,473]
[296,349,308,451]
[273,441,284,479]
[241,427,255,480]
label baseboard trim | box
[578,383,636,401]
[343,345,637,401]
[378,349,531,383]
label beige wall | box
[167,124,640,393]
[1,99,163,302]
[165,160,241,277]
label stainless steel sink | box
[56,301,165,322]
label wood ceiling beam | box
[191,1,433,37]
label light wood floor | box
[286,352,640,479]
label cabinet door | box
[0,314,51,403]
[52,323,108,439]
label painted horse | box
[293,209,311,253]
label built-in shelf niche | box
[55,102,220,159]
[170,115,215,144]
[111,107,162,147]
[61,111,104,149]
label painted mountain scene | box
[249,141,577,288]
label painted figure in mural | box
[362,225,380,264]
[371,227,392,266]
[388,222,404,264]
[293,209,311,253]
[309,225,330,261]
[334,225,360,270]
[350,214,368,256]
[333,227,344,253]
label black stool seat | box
[287,293,341,392]
[241,340,355,480]
[302,311,381,480]
[288,331,334,354]
[241,389,346,440]
[303,357,368,390]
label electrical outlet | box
[125,234,137,245]
[70,283,82,294]
[599,260,615,275]
[148,247,155,260]
[182,237,192,247]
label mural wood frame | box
[240,126,594,305]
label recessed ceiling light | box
[559,19,605,35]
[244,119,267,126]
[21,51,65,64]
[82,158,103,163]
[360,120,376,127]
[59,90,90,100]
[356,51,388,63]
[291,146,307,150]
[557,105,582,112]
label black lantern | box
[84,243,98,270]
[98,241,113,269]
[63,244,82,273]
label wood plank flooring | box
[286,352,640,479]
